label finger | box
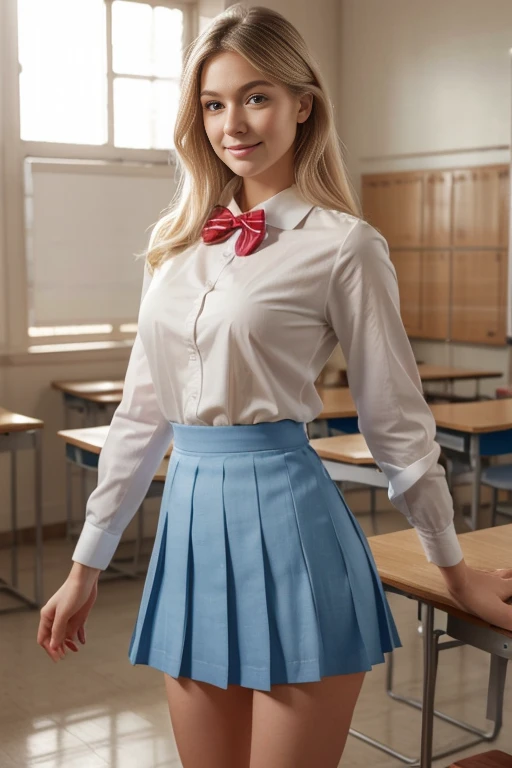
[37,610,54,647]
[64,638,79,653]
[496,568,512,579]
[41,638,62,663]
[77,625,86,645]
[50,609,69,650]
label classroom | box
[1,1,512,767]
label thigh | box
[164,673,253,768]
[250,672,365,768]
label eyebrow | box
[200,79,276,98]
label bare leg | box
[163,673,253,768]
[250,672,365,768]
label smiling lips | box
[226,142,262,157]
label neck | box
[237,170,295,212]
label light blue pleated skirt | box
[128,420,401,691]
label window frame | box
[1,0,196,359]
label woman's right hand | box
[37,563,101,663]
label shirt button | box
[189,354,196,361]
[205,281,213,289]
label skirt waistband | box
[170,420,308,453]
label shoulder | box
[306,208,388,254]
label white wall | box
[339,0,512,388]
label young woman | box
[38,5,512,767]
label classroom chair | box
[480,465,512,526]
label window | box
[7,0,193,350]
[17,0,188,151]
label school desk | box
[52,379,123,428]
[57,426,172,579]
[52,381,124,537]
[309,433,387,533]
[417,365,502,401]
[364,525,512,768]
[333,365,502,402]
[0,408,44,613]
[430,399,512,531]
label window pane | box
[154,7,183,78]
[114,78,179,150]
[112,1,183,78]
[17,0,107,144]
[112,1,152,76]
[154,80,179,149]
[114,78,152,149]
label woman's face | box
[199,51,312,184]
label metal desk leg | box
[33,429,44,607]
[1,429,44,613]
[420,605,437,767]
[468,434,482,531]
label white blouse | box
[72,184,463,571]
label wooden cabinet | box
[499,166,510,248]
[420,251,450,340]
[362,173,423,248]
[423,171,452,247]
[452,166,503,248]
[362,163,510,346]
[451,251,507,345]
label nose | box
[223,104,247,139]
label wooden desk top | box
[310,434,376,465]
[52,380,124,396]
[317,387,356,419]
[317,387,512,434]
[57,426,172,484]
[369,526,512,638]
[430,398,512,433]
[80,392,123,405]
[417,364,502,382]
[0,407,44,434]
[57,425,173,457]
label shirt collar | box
[225,184,314,230]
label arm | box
[324,220,512,630]
[71,260,174,572]
[325,218,462,567]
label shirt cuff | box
[414,522,464,567]
[71,521,122,570]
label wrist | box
[69,561,102,583]
[437,557,469,593]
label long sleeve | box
[72,261,174,570]
[325,218,463,567]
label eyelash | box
[204,94,268,111]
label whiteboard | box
[25,159,177,327]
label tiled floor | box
[1,507,511,767]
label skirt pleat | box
[128,420,401,691]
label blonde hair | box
[144,3,361,273]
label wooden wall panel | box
[452,166,502,248]
[499,166,510,248]
[420,251,450,340]
[451,251,506,345]
[423,171,452,247]
[361,163,509,346]
[363,173,422,248]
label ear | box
[297,92,313,124]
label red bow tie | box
[201,205,266,256]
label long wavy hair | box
[144,4,361,273]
